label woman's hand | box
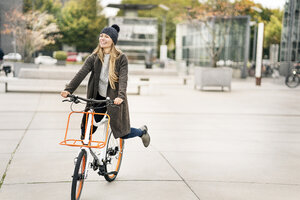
[61,91,70,98]
[114,97,123,105]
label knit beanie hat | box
[100,24,120,45]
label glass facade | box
[109,17,158,65]
[176,16,250,78]
[280,0,300,75]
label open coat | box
[64,53,130,138]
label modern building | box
[176,16,250,78]
[0,0,23,54]
[108,4,158,65]
[280,0,299,75]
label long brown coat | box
[64,53,130,138]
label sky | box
[100,0,287,17]
[253,0,286,9]
[100,0,122,17]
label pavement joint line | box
[0,94,41,190]
[156,151,300,157]
[0,110,300,118]
[186,180,300,186]
[157,151,201,200]
[2,180,184,186]
[2,180,300,186]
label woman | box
[60,24,150,147]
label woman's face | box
[99,33,113,48]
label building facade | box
[280,0,299,75]
[176,16,250,78]
[109,17,158,65]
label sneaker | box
[140,125,150,147]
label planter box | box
[56,60,66,66]
[194,67,233,91]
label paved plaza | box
[0,76,299,200]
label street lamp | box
[158,4,169,67]
[251,6,263,86]
[159,4,169,46]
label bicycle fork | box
[75,111,109,179]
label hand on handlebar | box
[61,91,70,98]
[114,97,123,105]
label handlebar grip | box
[108,100,114,105]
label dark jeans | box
[121,128,143,139]
[81,93,143,140]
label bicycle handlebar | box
[63,94,114,105]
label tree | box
[264,11,283,48]
[23,0,63,52]
[58,0,106,52]
[23,0,61,15]
[181,0,246,68]
[2,9,60,62]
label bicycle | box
[285,65,300,88]
[59,94,124,200]
[0,62,15,77]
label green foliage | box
[58,0,106,52]
[53,51,67,60]
[264,10,283,48]
[23,0,61,15]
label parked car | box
[34,55,57,65]
[3,53,22,61]
[66,55,82,62]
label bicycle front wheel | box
[285,74,300,88]
[104,131,124,182]
[71,149,87,200]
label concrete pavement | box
[0,76,300,199]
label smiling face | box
[99,33,113,49]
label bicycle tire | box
[285,74,300,88]
[104,131,124,182]
[71,149,87,200]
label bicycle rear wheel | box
[71,149,87,200]
[104,131,124,182]
[285,74,300,88]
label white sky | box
[100,0,287,17]
[100,0,122,17]
[253,0,286,9]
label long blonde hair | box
[93,43,122,90]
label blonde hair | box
[93,43,122,90]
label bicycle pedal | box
[98,171,104,176]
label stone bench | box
[1,77,149,95]
[0,78,80,93]
[4,68,150,94]
[18,68,87,80]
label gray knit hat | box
[100,24,120,45]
